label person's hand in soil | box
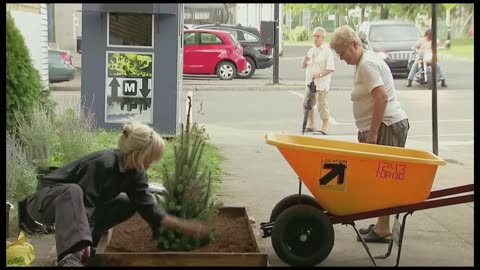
[162,215,209,240]
[182,220,209,240]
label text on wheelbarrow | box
[376,161,406,180]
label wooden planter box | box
[92,207,268,266]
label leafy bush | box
[156,123,222,251]
[6,11,46,132]
[15,104,56,170]
[54,101,99,166]
[290,26,309,41]
[6,132,38,204]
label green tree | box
[156,122,221,251]
[6,11,46,132]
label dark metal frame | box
[260,182,474,267]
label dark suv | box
[192,23,273,79]
[358,21,421,75]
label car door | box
[198,32,225,74]
[183,31,201,74]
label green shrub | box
[156,123,222,251]
[15,104,56,170]
[290,26,309,41]
[54,102,99,166]
[6,11,46,132]
[6,132,38,203]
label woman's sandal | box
[359,224,375,235]
[357,229,392,243]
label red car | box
[184,29,247,80]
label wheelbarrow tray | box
[265,133,446,216]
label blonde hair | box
[330,25,363,52]
[313,26,327,37]
[117,122,166,170]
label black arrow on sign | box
[140,77,151,99]
[319,163,346,185]
[109,77,120,98]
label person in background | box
[407,29,448,88]
[301,26,335,135]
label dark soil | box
[107,209,256,253]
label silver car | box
[48,48,76,83]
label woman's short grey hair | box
[313,26,327,37]
[330,25,362,52]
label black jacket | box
[38,149,166,230]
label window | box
[200,33,223,45]
[108,13,153,47]
[229,33,241,46]
[243,31,259,42]
[184,32,196,45]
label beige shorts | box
[315,90,329,120]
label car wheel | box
[216,61,236,80]
[237,57,256,79]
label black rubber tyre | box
[237,57,256,79]
[271,205,335,266]
[216,61,236,80]
[269,194,322,222]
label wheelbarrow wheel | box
[270,194,323,222]
[271,205,334,266]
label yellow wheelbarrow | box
[260,133,473,266]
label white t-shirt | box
[352,50,408,132]
[304,43,335,91]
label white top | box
[304,43,335,91]
[352,50,408,132]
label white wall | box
[53,4,82,52]
[10,7,49,88]
[236,4,284,53]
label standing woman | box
[330,25,410,243]
[23,122,208,266]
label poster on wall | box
[105,51,154,124]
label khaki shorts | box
[314,90,329,120]
[358,119,410,147]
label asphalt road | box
[185,45,474,92]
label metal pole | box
[273,3,280,84]
[431,3,439,155]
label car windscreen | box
[369,24,420,42]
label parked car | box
[358,21,421,75]
[48,48,76,83]
[191,23,273,79]
[183,29,247,80]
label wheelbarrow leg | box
[375,212,413,267]
[348,222,377,267]
[297,177,302,202]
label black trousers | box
[25,183,135,260]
